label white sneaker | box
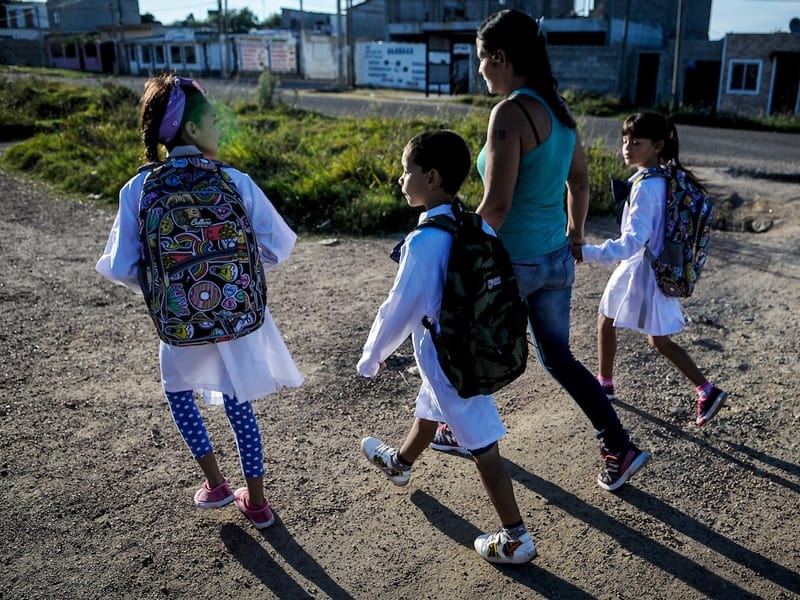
[361,437,411,486]
[474,528,537,564]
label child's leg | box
[648,335,706,386]
[222,394,266,506]
[472,443,522,527]
[398,418,439,464]
[597,314,617,379]
[165,390,225,487]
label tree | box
[263,12,281,28]
[226,7,259,33]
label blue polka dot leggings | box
[165,390,265,479]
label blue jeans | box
[513,244,630,452]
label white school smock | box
[96,146,303,404]
[581,168,685,336]
[357,204,506,451]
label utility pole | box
[346,0,353,87]
[117,0,125,74]
[337,0,343,87]
[218,0,227,77]
[298,0,304,79]
[616,0,631,100]
[671,0,684,105]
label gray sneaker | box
[361,437,411,486]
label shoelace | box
[602,450,620,475]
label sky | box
[136,0,800,41]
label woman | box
[433,9,650,492]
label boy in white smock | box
[357,130,536,565]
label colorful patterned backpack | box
[137,156,266,346]
[412,201,529,398]
[630,165,714,298]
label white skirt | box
[599,253,685,336]
[159,306,303,404]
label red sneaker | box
[234,488,276,530]
[193,479,235,509]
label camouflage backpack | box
[617,165,714,298]
[414,201,529,398]
[137,155,266,346]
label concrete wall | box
[718,33,800,115]
[549,46,621,95]
[0,38,47,67]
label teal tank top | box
[477,88,576,260]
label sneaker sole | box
[474,539,538,565]
[598,451,651,492]
[195,495,235,509]
[429,442,472,458]
[696,391,728,426]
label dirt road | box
[1,76,799,598]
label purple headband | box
[158,77,207,145]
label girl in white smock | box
[96,74,302,530]
[578,111,727,428]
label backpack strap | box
[509,97,541,146]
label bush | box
[0,77,631,232]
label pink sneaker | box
[193,479,235,509]
[234,488,276,530]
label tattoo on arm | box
[494,128,507,141]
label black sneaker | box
[597,444,650,491]
[429,423,471,458]
[697,386,728,426]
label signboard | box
[355,42,426,91]
[237,35,297,73]
[238,37,269,72]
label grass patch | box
[1,76,633,234]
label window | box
[141,45,151,63]
[50,43,64,58]
[84,42,97,58]
[727,60,761,95]
[155,46,165,64]
[170,45,182,64]
[184,45,197,65]
[65,42,77,58]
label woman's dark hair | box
[622,111,706,192]
[404,130,471,195]
[477,9,575,129]
[139,72,207,163]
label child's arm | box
[581,177,665,266]
[95,175,146,292]
[357,233,442,377]
[232,172,296,270]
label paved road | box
[22,73,800,181]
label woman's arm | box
[566,131,590,247]
[476,101,522,232]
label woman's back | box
[478,87,576,260]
